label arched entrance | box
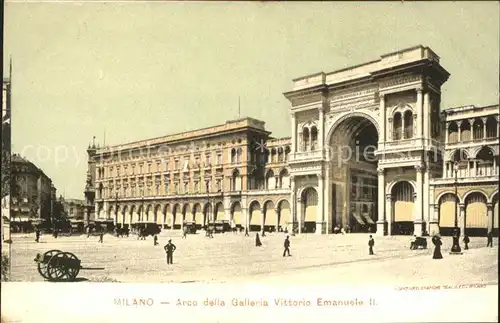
[301,187,317,233]
[391,181,414,235]
[464,192,488,236]
[231,202,242,228]
[438,193,458,236]
[215,202,224,221]
[193,203,203,229]
[263,201,277,231]
[327,114,379,233]
[278,200,291,229]
[183,204,192,222]
[163,204,171,229]
[249,201,262,232]
[173,204,181,229]
[203,203,212,226]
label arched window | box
[403,111,413,139]
[310,127,318,150]
[476,147,495,176]
[393,112,402,140]
[278,147,284,162]
[279,169,290,189]
[448,122,458,143]
[486,117,498,138]
[265,170,275,190]
[231,170,241,191]
[460,120,471,142]
[302,128,310,151]
[284,146,291,162]
[231,148,237,164]
[236,148,242,163]
[473,119,483,140]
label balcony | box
[380,138,442,153]
[445,136,499,149]
[289,149,323,163]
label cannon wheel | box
[63,252,80,280]
[47,251,80,281]
[37,249,62,280]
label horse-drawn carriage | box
[410,236,428,250]
[183,221,197,234]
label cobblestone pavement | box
[9,231,498,285]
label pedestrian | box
[463,235,470,250]
[153,234,158,246]
[182,226,187,239]
[164,239,177,265]
[255,233,262,247]
[261,229,266,237]
[98,232,104,243]
[283,235,291,257]
[244,227,249,237]
[432,235,443,259]
[35,229,40,243]
[487,232,493,247]
[368,235,375,255]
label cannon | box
[34,249,103,281]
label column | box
[429,205,440,236]
[274,207,280,232]
[414,165,424,236]
[316,173,324,235]
[423,92,430,139]
[291,112,296,153]
[261,209,265,233]
[319,107,325,152]
[493,157,497,175]
[459,204,465,236]
[103,201,109,220]
[445,122,450,143]
[297,197,302,234]
[401,115,406,139]
[423,167,430,234]
[416,89,423,137]
[325,169,331,233]
[457,121,462,142]
[386,194,392,236]
[482,117,487,139]
[242,206,249,231]
[376,168,386,235]
[224,195,231,221]
[388,118,393,141]
[487,203,493,233]
[379,94,386,142]
[290,176,296,233]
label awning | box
[351,213,365,225]
[362,214,375,224]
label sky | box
[3,1,499,199]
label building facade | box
[2,64,12,243]
[10,154,56,232]
[86,45,499,236]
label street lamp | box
[451,162,462,253]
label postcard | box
[1,1,498,322]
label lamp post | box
[451,162,462,253]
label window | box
[184,182,189,194]
[206,153,211,166]
[131,164,135,175]
[174,183,179,194]
[194,181,199,193]
[195,156,200,167]
[148,163,152,173]
[174,159,180,170]
[217,153,222,165]
[165,182,170,195]
[216,179,221,192]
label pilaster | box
[459,204,465,237]
[429,204,440,236]
[487,203,494,233]
[376,168,386,235]
[316,173,324,234]
[291,112,296,153]
[379,94,386,142]
[416,89,423,137]
[386,194,393,236]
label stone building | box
[86,45,499,236]
[10,154,56,232]
[88,118,292,232]
[58,197,86,231]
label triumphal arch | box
[284,45,450,236]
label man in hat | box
[368,235,375,255]
[164,239,177,265]
[283,236,291,257]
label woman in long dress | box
[432,235,443,259]
[255,232,262,247]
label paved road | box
[9,232,498,285]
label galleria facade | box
[86,45,499,236]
